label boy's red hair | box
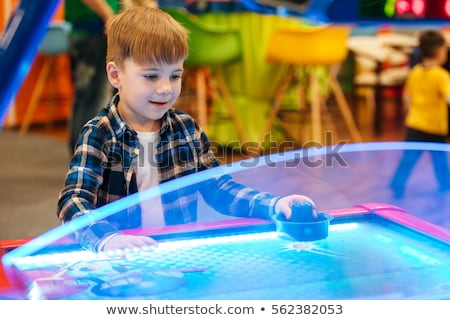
[106,7,188,66]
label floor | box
[1,98,448,244]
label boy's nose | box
[155,79,172,95]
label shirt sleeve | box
[199,174,279,220]
[56,124,119,251]
[193,119,221,169]
[193,123,278,219]
[437,69,450,98]
[404,69,413,95]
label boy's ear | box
[106,62,121,89]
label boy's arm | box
[434,69,450,106]
[200,174,314,220]
[189,121,277,219]
[57,125,107,221]
[441,71,450,106]
[57,125,119,251]
[193,124,313,220]
[200,174,279,219]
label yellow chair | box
[260,25,362,147]
[164,8,247,141]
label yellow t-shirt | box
[405,64,450,136]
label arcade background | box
[0,0,449,241]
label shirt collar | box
[108,94,129,139]
[107,94,174,138]
[159,110,172,135]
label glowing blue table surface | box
[1,204,449,300]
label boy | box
[390,29,450,198]
[57,7,315,252]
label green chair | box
[164,8,241,66]
[163,8,247,141]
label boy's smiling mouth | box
[150,101,169,107]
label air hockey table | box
[0,202,449,300]
[1,143,449,300]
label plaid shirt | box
[57,94,278,251]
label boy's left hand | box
[275,195,316,220]
[102,234,158,253]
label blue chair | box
[20,22,71,135]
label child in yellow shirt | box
[390,30,450,198]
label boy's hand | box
[275,195,316,220]
[102,234,158,252]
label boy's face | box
[107,58,184,131]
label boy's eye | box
[170,74,182,80]
[144,74,158,80]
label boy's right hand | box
[102,234,158,252]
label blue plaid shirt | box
[57,94,278,251]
